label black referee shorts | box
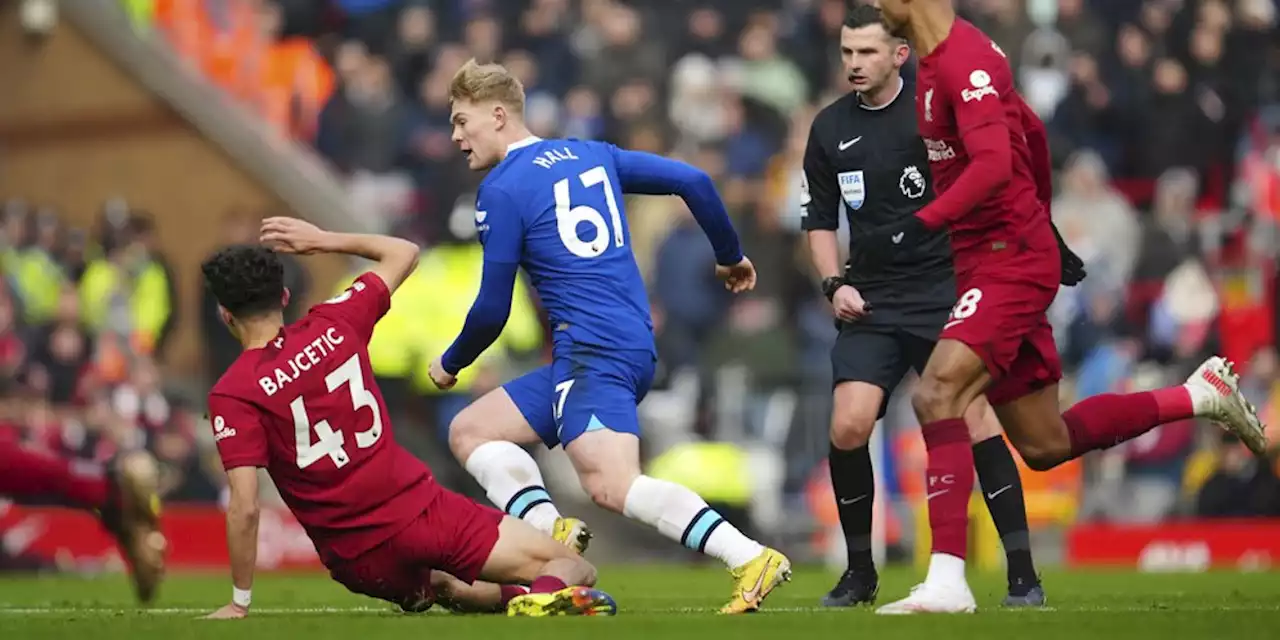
[831,326,939,420]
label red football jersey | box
[208,272,433,562]
[915,19,1053,276]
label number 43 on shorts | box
[944,288,983,329]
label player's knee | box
[1014,441,1067,471]
[578,470,632,513]
[830,411,876,450]
[540,554,597,587]
[572,557,598,587]
[447,410,486,461]
[912,372,969,419]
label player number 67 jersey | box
[474,137,655,354]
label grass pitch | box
[1,566,1278,639]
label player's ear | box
[893,41,910,67]
[281,287,292,309]
[217,306,235,330]
[492,102,508,129]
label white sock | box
[1184,381,1217,416]
[463,441,561,534]
[622,475,764,569]
[924,552,968,587]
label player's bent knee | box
[914,368,984,420]
[568,556,598,587]
[1012,441,1067,472]
[912,377,963,420]
[448,408,496,462]
[577,470,633,513]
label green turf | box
[1,567,1279,639]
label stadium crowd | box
[0,200,221,510]
[59,0,1280,533]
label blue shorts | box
[503,343,656,448]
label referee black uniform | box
[801,76,954,416]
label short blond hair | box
[449,59,525,113]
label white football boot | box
[875,580,977,615]
[1186,356,1268,455]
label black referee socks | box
[973,435,1038,586]
[829,443,876,574]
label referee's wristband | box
[232,587,252,609]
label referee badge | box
[899,166,926,199]
[838,170,866,210]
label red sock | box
[0,442,108,509]
[530,576,568,594]
[921,418,973,559]
[1064,388,1193,458]
[500,585,531,605]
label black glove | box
[848,216,928,271]
[1051,223,1087,286]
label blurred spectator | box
[126,213,179,357]
[1196,432,1280,517]
[78,221,173,363]
[515,0,577,97]
[727,19,808,121]
[1127,169,1203,354]
[1053,151,1142,290]
[1051,52,1121,167]
[316,53,415,175]
[27,287,89,406]
[1018,28,1071,119]
[1135,58,1209,178]
[8,208,67,326]
[388,3,437,98]
[337,0,402,46]
[653,205,733,373]
[578,3,665,99]
[1055,0,1109,58]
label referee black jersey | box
[800,78,952,289]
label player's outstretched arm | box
[260,217,420,294]
[430,186,524,388]
[434,259,518,385]
[206,466,260,619]
[610,147,745,267]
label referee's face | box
[840,25,902,95]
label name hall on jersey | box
[531,146,580,169]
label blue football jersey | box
[475,137,655,353]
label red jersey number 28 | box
[291,354,383,469]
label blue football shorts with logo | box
[502,341,656,448]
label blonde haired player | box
[428,59,790,614]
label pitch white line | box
[1,604,1278,616]
[0,607,391,615]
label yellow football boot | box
[551,517,592,555]
[507,586,618,617]
[720,547,791,614]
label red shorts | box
[324,488,503,610]
[940,274,1063,406]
